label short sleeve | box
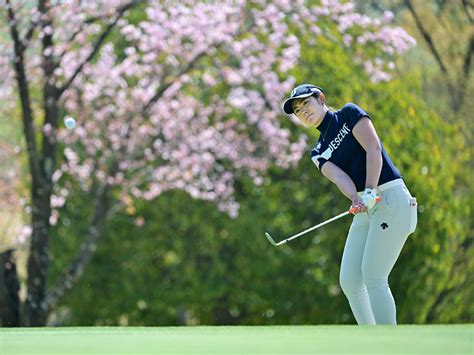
[342,103,370,130]
[310,147,329,171]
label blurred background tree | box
[52,25,470,326]
[357,0,473,323]
[0,0,415,326]
[358,0,473,119]
[0,0,471,327]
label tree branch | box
[56,15,110,60]
[57,4,142,62]
[461,0,473,24]
[142,50,210,115]
[457,34,473,109]
[5,0,42,185]
[141,8,256,115]
[463,34,473,78]
[404,0,450,77]
[44,119,133,311]
[23,11,40,47]
[57,0,144,98]
[44,182,112,311]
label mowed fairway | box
[1,325,472,354]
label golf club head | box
[265,232,278,246]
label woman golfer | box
[283,84,417,325]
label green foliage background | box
[46,27,472,325]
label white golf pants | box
[339,179,417,325]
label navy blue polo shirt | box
[310,103,401,191]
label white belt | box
[377,178,404,192]
[357,179,404,195]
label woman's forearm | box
[334,174,358,201]
[365,147,382,189]
[321,162,359,201]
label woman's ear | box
[319,92,326,104]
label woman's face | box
[292,95,325,126]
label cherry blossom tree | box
[0,0,415,325]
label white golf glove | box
[361,188,378,209]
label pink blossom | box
[49,209,59,226]
[1,0,416,220]
[42,123,53,136]
[50,195,66,208]
[135,217,145,227]
[343,34,353,46]
[15,225,32,245]
[383,11,394,23]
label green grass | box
[0,325,472,354]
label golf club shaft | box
[267,196,381,246]
[277,210,351,245]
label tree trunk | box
[6,0,141,326]
[23,63,59,326]
[45,184,112,311]
[23,139,54,326]
[23,187,53,326]
[0,249,20,327]
[5,0,56,327]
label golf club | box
[265,197,381,247]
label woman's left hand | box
[351,195,367,214]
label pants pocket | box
[408,197,418,234]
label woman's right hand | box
[351,195,367,214]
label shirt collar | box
[316,110,333,133]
